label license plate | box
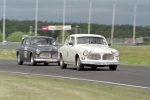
[46,59,57,62]
[95,62,108,65]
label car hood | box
[33,45,58,51]
[76,44,118,53]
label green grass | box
[0,46,150,66]
[0,47,150,99]
[0,49,16,60]
[112,46,150,66]
[0,72,150,100]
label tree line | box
[0,19,150,42]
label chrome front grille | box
[39,52,58,58]
[103,54,114,60]
[87,53,101,60]
[40,52,51,58]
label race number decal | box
[24,51,27,58]
[24,46,28,50]
[24,46,28,58]
[67,51,69,57]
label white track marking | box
[0,71,150,90]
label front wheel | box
[60,55,67,69]
[76,57,84,71]
[109,65,117,70]
[30,54,36,66]
[58,61,60,66]
[17,54,23,65]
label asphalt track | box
[0,60,150,89]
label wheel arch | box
[59,52,63,59]
[16,51,21,59]
[16,51,19,56]
[75,54,79,65]
[30,52,34,58]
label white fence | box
[0,42,21,49]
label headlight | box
[36,49,41,54]
[83,50,91,56]
[114,51,119,57]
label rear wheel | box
[30,54,36,66]
[17,54,23,65]
[109,65,117,70]
[60,55,67,69]
[76,57,84,71]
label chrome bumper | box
[81,61,120,65]
[34,58,58,63]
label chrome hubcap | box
[60,57,63,66]
[31,56,33,64]
[77,59,80,68]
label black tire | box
[17,54,23,65]
[44,63,49,66]
[58,61,60,66]
[60,55,67,69]
[30,54,36,66]
[76,57,84,71]
[109,65,117,70]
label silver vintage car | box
[58,34,119,71]
[16,36,58,66]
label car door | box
[67,36,75,63]
[18,38,26,61]
[23,38,30,61]
[62,36,70,62]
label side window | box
[25,38,30,46]
[70,37,75,45]
[65,36,70,45]
[21,39,26,45]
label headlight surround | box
[36,49,41,54]
[114,51,119,57]
[83,50,89,56]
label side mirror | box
[108,43,111,46]
[52,42,58,46]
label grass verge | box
[112,46,150,66]
[0,72,150,100]
[0,49,16,60]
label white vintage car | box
[58,34,119,71]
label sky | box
[0,0,150,26]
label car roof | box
[24,36,54,39]
[69,34,105,38]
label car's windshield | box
[31,38,55,46]
[76,36,107,45]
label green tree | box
[27,32,40,36]
[58,31,70,43]
[1,19,150,40]
[6,31,27,42]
